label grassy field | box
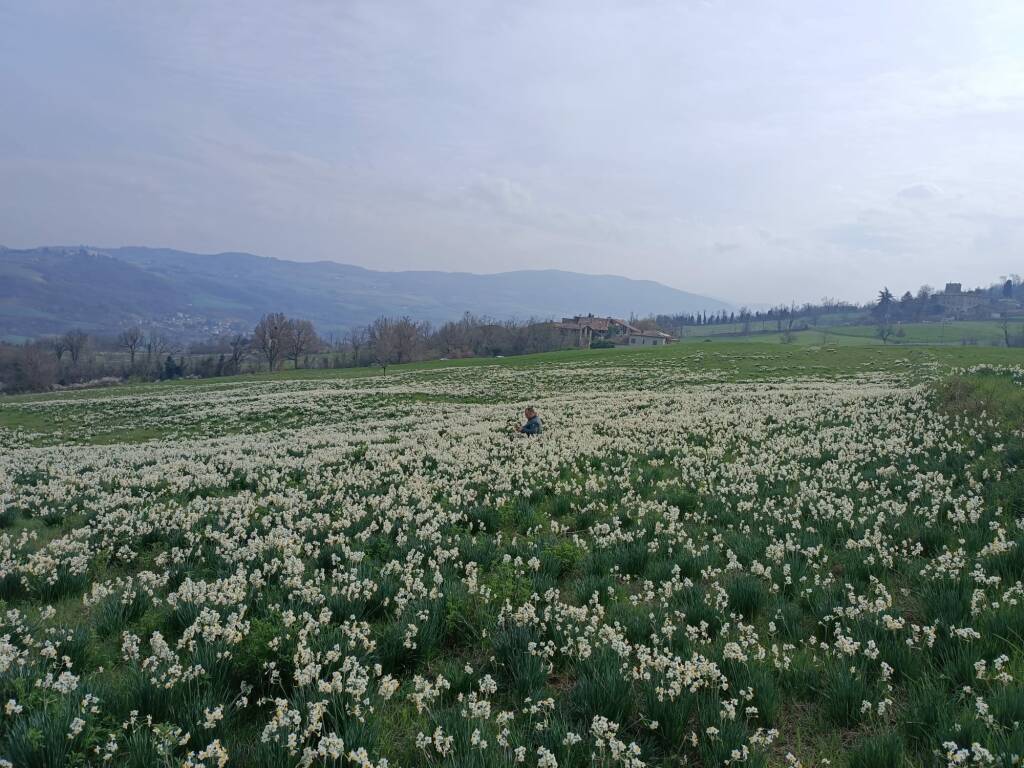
[1,340,1023,767]
[677,319,1019,347]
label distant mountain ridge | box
[0,245,731,340]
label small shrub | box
[541,540,584,578]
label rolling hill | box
[0,245,730,339]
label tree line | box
[872,281,1024,345]
[0,313,568,394]
[3,274,1021,394]
[655,275,1024,344]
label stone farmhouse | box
[555,315,639,347]
[556,315,675,348]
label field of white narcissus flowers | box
[1,359,1023,767]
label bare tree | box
[51,336,68,363]
[227,334,250,374]
[999,317,1016,348]
[286,318,319,369]
[436,312,477,358]
[393,317,425,363]
[368,316,400,374]
[368,315,425,369]
[14,342,58,392]
[876,322,895,344]
[253,313,289,371]
[519,318,562,354]
[780,303,799,343]
[346,326,367,366]
[63,329,89,366]
[118,327,144,367]
[144,332,172,372]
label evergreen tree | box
[162,354,182,380]
[874,287,895,319]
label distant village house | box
[556,314,675,348]
[627,330,673,346]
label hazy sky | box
[2,1,1023,305]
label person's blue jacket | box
[521,415,543,435]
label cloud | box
[824,209,909,252]
[462,176,533,217]
[897,183,943,201]
[3,1,1024,304]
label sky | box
[1,1,1023,306]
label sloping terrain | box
[0,246,730,338]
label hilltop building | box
[938,283,986,318]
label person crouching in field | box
[513,406,543,436]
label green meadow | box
[1,338,1023,767]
